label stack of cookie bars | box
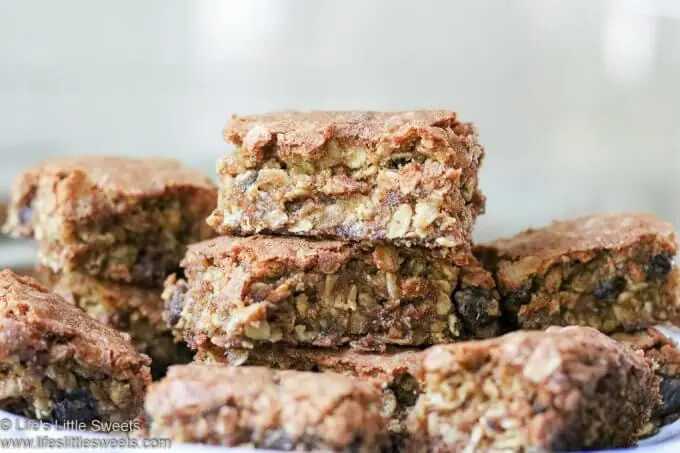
[154,111,680,451]
[1,111,680,452]
[2,157,217,378]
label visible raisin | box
[658,377,680,417]
[454,289,500,333]
[346,436,365,453]
[18,206,33,226]
[386,156,412,170]
[499,282,532,329]
[285,199,307,214]
[386,435,407,453]
[392,373,419,407]
[166,283,188,327]
[261,431,294,450]
[593,276,626,300]
[134,251,173,285]
[502,285,531,314]
[52,389,98,424]
[648,254,673,281]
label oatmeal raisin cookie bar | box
[3,156,216,285]
[165,235,501,350]
[475,213,680,332]
[408,326,658,452]
[208,110,485,249]
[0,270,150,425]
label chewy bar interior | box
[196,344,424,435]
[207,110,486,249]
[475,213,680,333]
[3,156,217,285]
[408,326,659,452]
[144,364,387,452]
[0,270,151,425]
[164,235,501,350]
[38,267,193,379]
[613,328,680,435]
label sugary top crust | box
[224,110,477,157]
[424,326,651,387]
[0,269,150,378]
[184,235,473,275]
[479,213,677,262]
[185,235,353,272]
[145,364,385,449]
[17,156,215,198]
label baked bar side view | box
[407,326,659,452]
[208,110,486,249]
[0,270,151,425]
[164,235,501,350]
[475,212,680,332]
[613,328,680,435]
[196,344,424,435]
[2,156,217,285]
[38,268,193,379]
[144,364,387,452]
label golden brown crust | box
[409,326,659,452]
[185,235,477,278]
[479,212,676,264]
[0,269,150,375]
[225,110,474,156]
[422,326,650,386]
[145,364,387,451]
[15,156,214,202]
[186,235,359,273]
[4,156,216,231]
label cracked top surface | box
[146,364,386,447]
[147,364,379,416]
[478,213,677,262]
[14,156,215,198]
[184,235,473,276]
[0,269,150,378]
[424,326,651,386]
[184,235,356,273]
[224,110,477,156]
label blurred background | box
[1,0,680,247]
